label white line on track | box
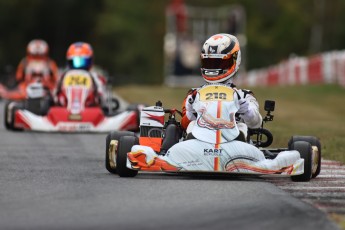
[278,186,345,190]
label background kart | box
[4,71,142,132]
[105,100,321,182]
[0,60,56,101]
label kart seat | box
[160,124,181,154]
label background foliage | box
[1,0,345,84]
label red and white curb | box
[266,159,345,214]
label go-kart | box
[4,69,142,132]
[105,100,321,182]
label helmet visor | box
[69,57,92,69]
[201,57,234,70]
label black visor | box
[201,58,233,70]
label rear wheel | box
[290,141,313,182]
[105,131,135,174]
[289,136,321,178]
[116,136,139,177]
[4,101,12,130]
[4,101,23,131]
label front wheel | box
[116,136,139,177]
[105,131,135,174]
[290,141,313,182]
[288,136,321,178]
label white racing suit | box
[127,83,304,175]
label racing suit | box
[181,83,262,141]
[16,57,59,91]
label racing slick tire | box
[4,101,12,130]
[105,131,135,174]
[4,101,23,131]
[288,136,321,178]
[290,141,313,182]
[116,135,139,177]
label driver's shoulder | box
[236,88,256,98]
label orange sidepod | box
[139,137,162,152]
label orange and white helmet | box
[201,33,241,83]
[27,39,49,57]
[66,42,93,70]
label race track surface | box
[0,101,339,230]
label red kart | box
[4,70,141,132]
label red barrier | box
[243,50,345,88]
[307,55,323,84]
[267,67,279,86]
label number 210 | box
[205,92,227,100]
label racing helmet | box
[201,33,241,83]
[27,39,49,57]
[66,42,93,70]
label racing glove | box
[237,98,249,114]
[237,95,262,129]
[181,89,197,130]
[184,92,197,120]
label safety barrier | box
[237,50,345,87]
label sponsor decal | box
[197,112,235,130]
[68,114,82,120]
[204,148,223,156]
[143,112,164,124]
[209,46,216,53]
[57,123,92,131]
[178,159,203,167]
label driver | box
[127,33,302,175]
[0,39,58,99]
[181,33,262,141]
[55,42,107,107]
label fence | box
[237,50,345,88]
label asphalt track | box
[0,101,339,230]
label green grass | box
[114,84,345,163]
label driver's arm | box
[237,89,262,129]
[15,59,26,84]
[181,88,197,130]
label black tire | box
[116,135,139,177]
[105,131,135,174]
[4,101,23,131]
[290,141,313,182]
[4,101,12,130]
[288,136,321,178]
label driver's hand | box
[237,98,249,114]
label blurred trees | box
[1,0,345,85]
